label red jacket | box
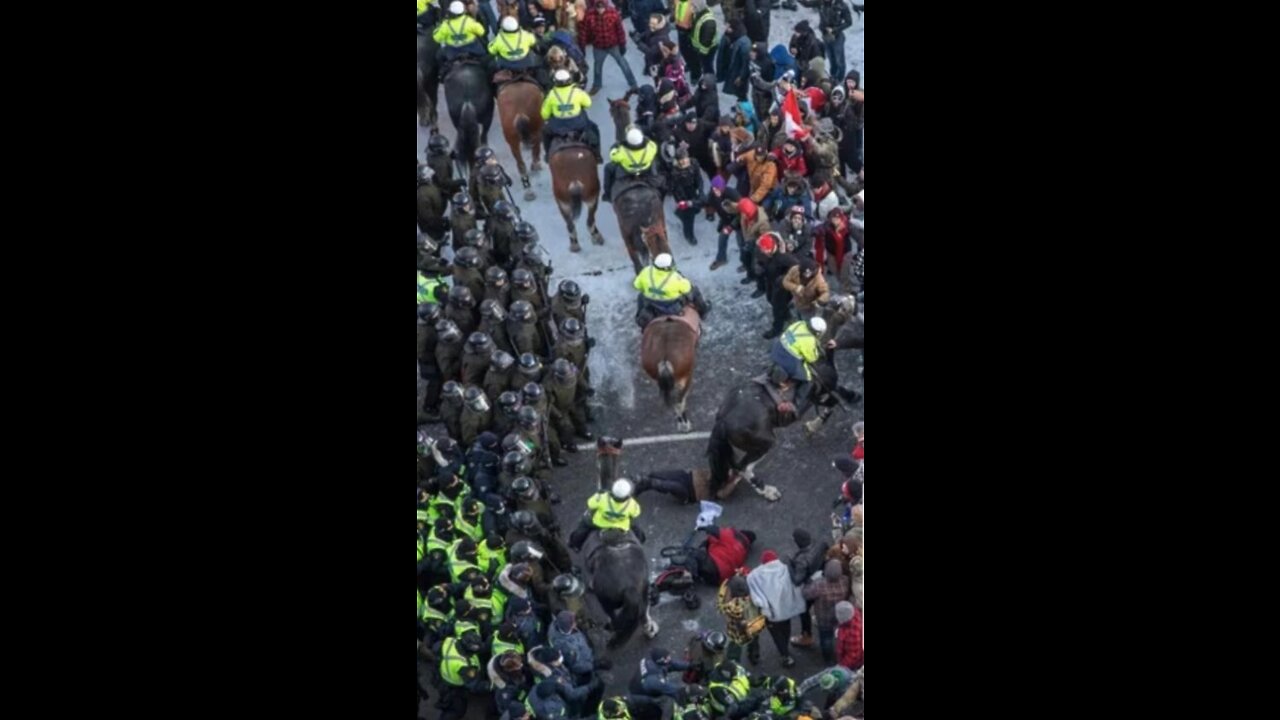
[579,5,627,50]
[836,607,863,669]
[814,209,850,272]
[706,528,749,582]
[852,440,864,462]
[770,147,809,178]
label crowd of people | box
[418,2,864,718]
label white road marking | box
[574,431,710,451]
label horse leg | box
[588,199,604,245]
[804,403,836,436]
[530,124,543,172]
[740,444,782,502]
[643,601,659,638]
[675,377,692,433]
[559,200,580,251]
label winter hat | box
[477,431,500,450]
[761,549,778,563]
[650,647,671,663]
[819,671,840,691]
[533,646,562,665]
[536,679,558,699]
[824,559,843,582]
[834,457,857,475]
[835,601,855,624]
[555,610,575,633]
[793,529,812,548]
[794,20,812,34]
[727,574,750,597]
[710,175,726,191]
[509,596,532,615]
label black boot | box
[762,326,783,340]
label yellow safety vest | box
[610,141,657,174]
[542,86,589,120]
[709,673,750,712]
[634,266,691,301]
[782,322,819,364]
[439,637,478,686]
[588,492,639,531]
[489,29,535,60]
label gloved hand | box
[581,293,591,305]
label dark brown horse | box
[496,79,544,201]
[607,95,632,144]
[548,142,604,253]
[640,305,701,432]
[613,180,670,273]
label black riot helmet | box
[489,349,515,372]
[511,269,534,290]
[485,266,508,287]
[557,279,581,302]
[510,299,535,322]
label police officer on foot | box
[770,315,827,417]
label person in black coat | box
[628,0,666,34]
[760,232,801,338]
[744,0,771,43]
[748,42,776,121]
[685,72,720,124]
[718,19,752,101]
[789,20,825,74]
[672,109,717,180]
[634,11,672,79]
[668,146,706,246]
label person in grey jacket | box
[746,549,808,668]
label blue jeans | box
[591,45,638,91]
[826,31,846,82]
[818,624,836,665]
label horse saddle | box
[751,372,796,414]
[644,304,702,342]
[494,70,538,89]
[549,136,589,156]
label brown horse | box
[641,305,701,432]
[607,95,632,144]
[548,142,605,253]
[496,79,545,201]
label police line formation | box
[418,1,864,718]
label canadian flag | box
[781,88,809,141]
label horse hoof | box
[677,420,692,433]
[531,161,543,172]
[762,485,782,502]
[804,418,823,435]
[570,241,582,253]
[523,190,536,202]
[591,231,605,246]
[644,621,659,638]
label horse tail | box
[457,102,479,167]
[657,359,675,408]
[515,114,532,145]
[608,593,642,648]
[568,180,584,220]
[707,418,734,495]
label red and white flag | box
[781,88,809,140]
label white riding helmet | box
[448,1,465,15]
[808,316,828,334]
[611,478,634,501]
[553,69,572,84]
[625,126,645,148]
[653,253,673,269]
[501,16,519,32]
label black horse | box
[443,62,494,178]
[417,30,439,128]
[706,358,843,502]
[576,438,658,649]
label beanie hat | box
[824,558,843,582]
[793,529,812,548]
[835,601,855,624]
[555,610,575,633]
[761,549,778,563]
